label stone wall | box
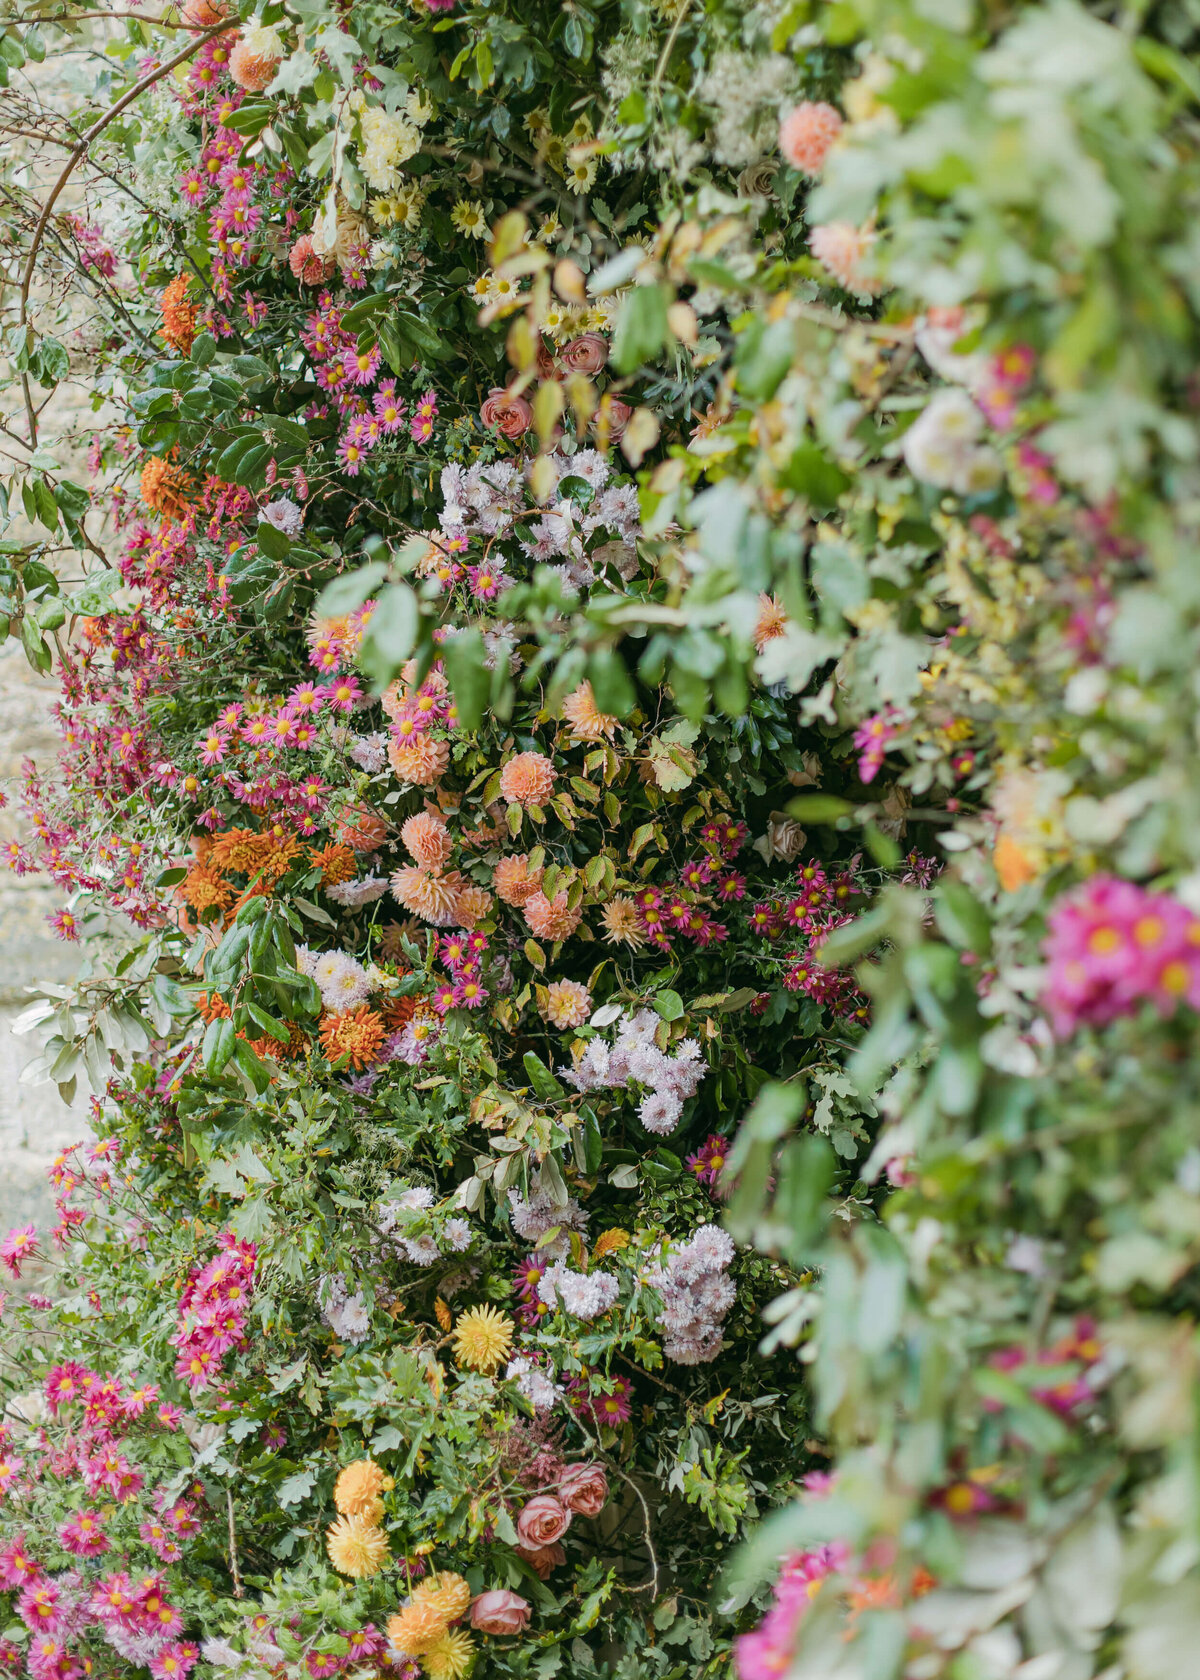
[0,639,92,1230]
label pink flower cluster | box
[298,296,439,474]
[734,1545,850,1680]
[853,706,904,783]
[169,1230,256,1390]
[1043,874,1200,1036]
[988,1316,1103,1417]
[431,927,491,1013]
[746,858,867,1018]
[67,216,117,279]
[974,343,1035,430]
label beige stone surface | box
[0,638,91,1229]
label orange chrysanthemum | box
[380,991,419,1033]
[334,1459,386,1517]
[390,865,467,924]
[256,825,303,881]
[453,886,493,929]
[196,990,233,1024]
[159,274,198,355]
[179,865,233,914]
[318,1006,387,1069]
[561,681,618,742]
[499,751,557,807]
[389,735,451,786]
[401,812,453,870]
[140,456,194,523]
[309,842,358,886]
[413,1572,472,1624]
[207,827,267,874]
[753,593,788,652]
[492,854,544,907]
[228,34,280,92]
[335,805,388,852]
[386,1601,448,1657]
[524,890,582,942]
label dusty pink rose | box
[557,1462,609,1517]
[515,1541,565,1580]
[480,386,533,439]
[516,1494,571,1549]
[288,236,335,287]
[470,1590,532,1635]
[561,334,608,375]
[591,396,632,442]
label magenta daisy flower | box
[410,389,438,442]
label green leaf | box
[256,521,291,562]
[613,283,670,374]
[358,581,419,683]
[441,628,489,730]
[653,988,684,1022]
[314,562,388,619]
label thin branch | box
[225,1488,244,1597]
[17,17,234,443]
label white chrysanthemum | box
[327,875,390,908]
[506,1356,560,1412]
[312,950,372,1013]
[358,106,421,192]
[902,388,1002,496]
[539,1263,619,1321]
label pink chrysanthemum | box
[524,891,582,942]
[390,866,467,925]
[401,812,453,870]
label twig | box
[16,17,233,444]
[226,1487,243,1596]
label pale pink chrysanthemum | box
[561,682,618,742]
[524,891,582,942]
[389,735,451,786]
[600,896,644,948]
[390,866,466,924]
[809,223,882,295]
[455,886,494,929]
[493,854,545,907]
[499,752,557,807]
[778,102,843,176]
[543,980,591,1029]
[401,812,453,870]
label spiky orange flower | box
[380,990,419,1033]
[492,854,544,907]
[159,274,197,354]
[318,1006,387,1069]
[309,842,358,886]
[524,890,581,942]
[196,990,233,1024]
[140,456,194,523]
[257,824,303,880]
[179,865,233,914]
[593,1228,632,1260]
[753,593,788,652]
[334,1458,386,1516]
[208,827,269,874]
[389,736,451,786]
[561,681,618,741]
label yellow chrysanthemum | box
[420,1629,475,1680]
[388,1600,448,1656]
[325,1514,389,1579]
[413,1571,472,1623]
[451,1305,514,1374]
[334,1458,386,1517]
